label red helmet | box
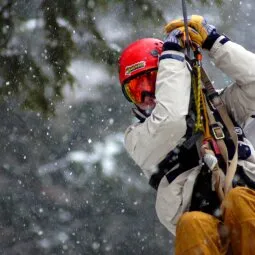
[118,38,163,85]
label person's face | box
[136,95,156,112]
[123,70,157,110]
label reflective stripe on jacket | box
[124,36,255,235]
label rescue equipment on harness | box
[180,0,238,202]
[150,0,239,205]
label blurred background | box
[0,0,255,254]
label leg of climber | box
[223,187,255,255]
[175,211,227,255]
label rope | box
[181,0,191,59]
[201,93,211,139]
[179,0,238,208]
[194,64,204,133]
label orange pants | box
[175,187,255,255]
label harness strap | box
[202,94,226,201]
[203,92,228,165]
[215,100,238,194]
[201,67,238,195]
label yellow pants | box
[175,187,255,255]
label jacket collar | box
[132,107,152,122]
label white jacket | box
[124,36,255,235]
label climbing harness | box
[148,2,255,216]
[181,0,238,201]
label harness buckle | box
[211,123,225,140]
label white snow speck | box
[92,242,100,250]
[38,231,43,236]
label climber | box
[118,15,255,254]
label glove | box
[164,26,205,51]
[163,27,186,51]
[165,15,219,49]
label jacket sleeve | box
[124,50,191,178]
[209,36,255,126]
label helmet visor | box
[123,70,157,104]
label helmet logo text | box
[125,61,146,75]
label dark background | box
[0,0,255,254]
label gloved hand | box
[164,26,206,51]
[163,27,186,51]
[165,15,219,49]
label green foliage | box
[0,0,77,115]
[0,53,51,113]
[41,0,76,109]
[0,0,224,116]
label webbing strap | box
[216,102,238,194]
[203,94,226,201]
[201,67,238,195]
[203,94,229,166]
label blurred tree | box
[1,1,252,255]
[0,0,223,115]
